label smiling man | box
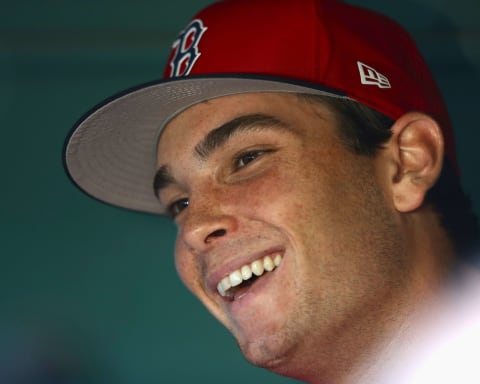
[155,92,435,380]
[64,0,480,383]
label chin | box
[234,327,297,370]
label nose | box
[179,198,237,252]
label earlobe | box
[388,112,444,213]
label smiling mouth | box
[217,254,283,299]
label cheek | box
[173,240,198,292]
[231,163,307,219]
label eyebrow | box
[153,165,175,198]
[153,113,291,197]
[194,113,289,160]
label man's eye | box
[167,198,189,218]
[234,150,267,169]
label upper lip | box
[206,246,285,295]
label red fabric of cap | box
[164,0,457,170]
[64,0,459,215]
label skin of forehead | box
[156,92,333,165]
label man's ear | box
[387,112,444,213]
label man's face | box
[156,93,408,372]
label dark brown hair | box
[299,93,479,257]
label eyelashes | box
[167,198,189,219]
[233,148,275,170]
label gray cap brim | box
[64,75,346,214]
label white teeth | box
[241,265,252,280]
[217,254,283,297]
[251,260,264,276]
[217,276,231,297]
[263,256,274,271]
[229,270,243,287]
[274,254,282,267]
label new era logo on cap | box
[357,61,391,89]
[168,19,208,78]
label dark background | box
[1,1,479,383]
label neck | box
[352,205,457,383]
[273,205,457,384]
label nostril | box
[205,229,227,242]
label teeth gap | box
[227,276,258,297]
[240,275,258,289]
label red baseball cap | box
[64,0,456,214]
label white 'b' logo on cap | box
[168,19,208,78]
